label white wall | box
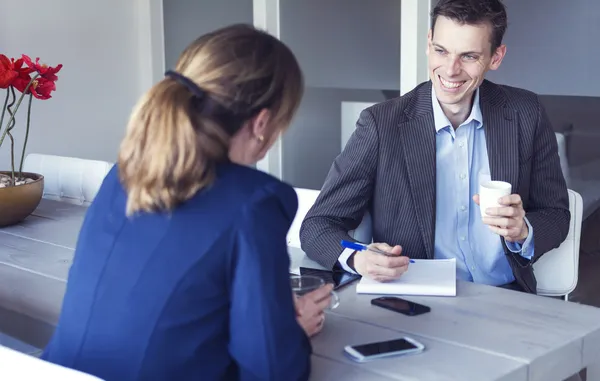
[0,0,147,168]
[279,0,401,189]
[282,88,386,190]
[341,101,376,150]
[0,0,403,189]
[281,0,401,90]
[486,0,600,96]
[163,0,254,71]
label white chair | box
[288,187,374,248]
[289,187,583,300]
[347,201,583,300]
[348,191,583,299]
[350,211,373,244]
[555,132,570,187]
[22,153,113,205]
[287,188,320,248]
[533,189,583,300]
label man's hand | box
[352,242,410,282]
[294,284,333,337]
[473,194,528,243]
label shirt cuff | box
[505,216,534,260]
[338,248,359,274]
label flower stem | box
[7,87,16,133]
[18,93,34,175]
[1,89,16,137]
[0,89,10,131]
[0,74,39,149]
[8,131,15,184]
[5,87,17,181]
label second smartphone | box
[371,296,431,316]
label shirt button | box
[460,173,466,180]
[460,205,467,211]
[458,141,464,147]
[471,266,476,271]
[460,236,466,241]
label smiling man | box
[300,0,570,293]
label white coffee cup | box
[479,180,512,217]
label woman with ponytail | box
[41,24,320,381]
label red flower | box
[29,77,56,100]
[22,55,62,81]
[0,54,18,89]
[10,57,35,93]
[0,54,61,98]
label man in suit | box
[299,0,570,293]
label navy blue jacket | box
[42,163,311,380]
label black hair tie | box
[165,70,206,100]
[164,70,269,137]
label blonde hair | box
[118,24,303,216]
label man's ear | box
[426,29,433,56]
[489,44,507,71]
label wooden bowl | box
[0,171,44,227]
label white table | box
[0,200,77,348]
[289,247,600,381]
[1,199,600,381]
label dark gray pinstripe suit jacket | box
[299,80,570,293]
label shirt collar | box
[431,86,483,132]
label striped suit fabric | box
[299,79,570,293]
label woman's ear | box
[249,109,272,141]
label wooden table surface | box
[288,250,600,381]
[1,199,599,380]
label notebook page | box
[356,258,457,296]
[0,345,104,381]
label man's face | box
[426,16,506,110]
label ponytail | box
[118,79,229,216]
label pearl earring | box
[256,135,264,142]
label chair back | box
[288,187,374,247]
[287,188,320,247]
[533,189,583,297]
[22,153,113,205]
[350,211,373,243]
[289,186,582,298]
[555,132,570,186]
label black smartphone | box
[298,267,360,290]
[371,296,431,316]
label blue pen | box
[340,240,415,263]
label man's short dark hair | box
[431,0,508,52]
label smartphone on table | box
[371,296,431,316]
[344,337,425,362]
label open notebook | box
[0,345,104,381]
[356,258,457,296]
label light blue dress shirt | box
[433,87,534,286]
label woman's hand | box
[294,284,333,337]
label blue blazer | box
[42,163,311,381]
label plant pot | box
[0,171,44,227]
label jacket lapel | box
[398,82,436,259]
[480,80,519,189]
